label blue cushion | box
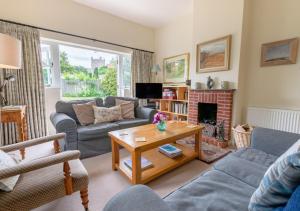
[282,185,300,211]
[249,152,300,210]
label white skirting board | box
[246,107,300,134]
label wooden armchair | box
[0,133,89,211]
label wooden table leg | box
[131,150,141,184]
[111,138,119,171]
[17,121,25,159]
[195,130,202,160]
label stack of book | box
[171,102,188,114]
[123,157,153,170]
[159,144,182,158]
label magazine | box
[123,157,153,170]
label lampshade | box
[0,33,22,69]
[151,64,161,73]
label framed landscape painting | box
[196,35,231,73]
[261,38,299,67]
[163,53,189,84]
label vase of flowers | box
[153,112,167,131]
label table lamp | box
[0,33,22,106]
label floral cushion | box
[93,105,122,124]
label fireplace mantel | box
[188,89,235,148]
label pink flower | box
[153,112,166,124]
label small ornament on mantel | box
[207,76,214,89]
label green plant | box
[101,68,117,96]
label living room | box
[0,0,300,210]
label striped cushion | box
[249,152,300,210]
[116,99,135,119]
[0,150,20,192]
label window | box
[41,44,53,86]
[41,40,132,99]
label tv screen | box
[135,83,162,99]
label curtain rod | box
[0,19,154,54]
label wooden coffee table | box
[108,121,204,184]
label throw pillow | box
[249,152,300,210]
[72,101,96,126]
[0,150,20,192]
[115,99,135,119]
[93,105,122,124]
[282,185,300,211]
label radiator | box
[246,107,300,134]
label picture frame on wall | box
[260,38,299,67]
[196,35,232,73]
[163,53,190,84]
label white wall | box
[153,0,245,125]
[0,0,155,134]
[242,0,300,118]
[0,0,154,51]
[153,13,193,82]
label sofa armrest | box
[103,185,171,211]
[135,107,157,123]
[251,127,300,156]
[50,112,78,150]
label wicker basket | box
[232,127,253,148]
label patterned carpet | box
[177,136,232,163]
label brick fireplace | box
[188,89,235,148]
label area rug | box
[178,137,232,163]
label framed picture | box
[196,35,231,73]
[261,38,299,67]
[163,53,189,84]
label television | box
[135,83,162,99]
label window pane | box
[41,44,52,86]
[59,45,119,100]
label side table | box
[1,105,28,159]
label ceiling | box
[73,0,193,28]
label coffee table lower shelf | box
[116,143,198,184]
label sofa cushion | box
[77,122,119,141]
[249,152,300,210]
[93,106,122,124]
[72,101,96,126]
[116,99,135,119]
[164,170,256,211]
[231,148,277,167]
[115,119,149,129]
[104,96,139,109]
[214,148,277,188]
[281,185,300,211]
[56,98,103,123]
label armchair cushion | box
[0,159,88,211]
[56,98,103,123]
[0,150,20,192]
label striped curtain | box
[0,21,46,146]
[131,49,153,105]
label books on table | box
[123,157,153,171]
[159,144,182,158]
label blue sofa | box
[103,127,300,211]
[50,96,156,158]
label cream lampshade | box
[0,33,22,69]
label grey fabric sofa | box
[50,96,156,158]
[103,127,300,211]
